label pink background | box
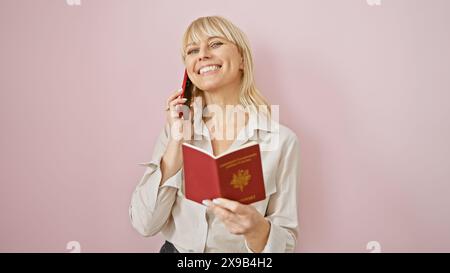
[1,0,450,253]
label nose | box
[197,44,211,62]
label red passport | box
[182,142,266,205]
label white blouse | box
[129,109,300,252]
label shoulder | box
[269,122,300,148]
[278,123,299,143]
[258,121,299,154]
[277,123,300,157]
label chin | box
[196,82,223,92]
[195,74,239,92]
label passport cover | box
[182,142,266,205]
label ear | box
[239,56,244,70]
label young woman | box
[129,16,300,253]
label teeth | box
[199,65,221,75]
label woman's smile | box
[199,65,222,76]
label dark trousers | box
[159,240,179,253]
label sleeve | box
[129,123,184,237]
[245,133,300,253]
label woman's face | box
[184,33,244,93]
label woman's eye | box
[187,49,199,55]
[210,42,223,48]
[186,42,223,55]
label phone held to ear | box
[179,69,193,119]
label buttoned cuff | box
[244,219,288,253]
[137,161,183,212]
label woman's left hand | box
[202,198,270,253]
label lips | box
[197,64,222,75]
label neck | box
[201,83,248,132]
[203,84,241,110]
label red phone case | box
[181,69,189,99]
[179,69,192,119]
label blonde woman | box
[129,16,300,253]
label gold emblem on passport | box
[230,169,251,192]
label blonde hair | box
[180,16,271,116]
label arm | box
[246,134,300,252]
[205,134,300,253]
[129,124,184,236]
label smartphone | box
[179,69,193,119]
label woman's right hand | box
[165,88,194,144]
[160,88,194,185]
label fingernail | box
[181,98,187,101]
[202,200,211,206]
[212,199,221,205]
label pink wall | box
[1,0,450,252]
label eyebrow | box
[185,36,224,49]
